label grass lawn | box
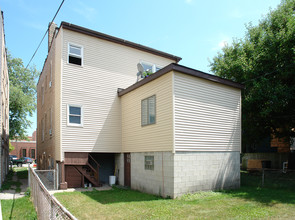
[1,167,37,219]
[55,171,295,219]
[1,196,37,220]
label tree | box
[9,141,14,152]
[8,52,39,140]
[210,0,295,152]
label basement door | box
[124,153,131,187]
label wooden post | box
[59,161,67,189]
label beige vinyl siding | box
[61,29,175,153]
[174,72,241,152]
[121,72,174,152]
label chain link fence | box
[29,167,77,220]
[243,168,295,189]
[34,170,57,190]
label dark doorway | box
[124,153,131,187]
[90,153,115,184]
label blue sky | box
[1,0,282,136]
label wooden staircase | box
[64,153,100,187]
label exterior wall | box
[0,10,9,188]
[10,141,36,159]
[37,26,61,169]
[121,72,174,152]
[115,153,124,185]
[131,151,174,198]
[271,135,290,153]
[173,151,240,197]
[61,28,175,156]
[130,151,240,198]
[174,72,241,152]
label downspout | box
[162,152,165,197]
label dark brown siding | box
[64,152,88,165]
[65,166,83,188]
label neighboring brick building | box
[10,131,37,159]
[0,9,9,189]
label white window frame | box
[140,61,162,73]
[49,61,52,88]
[67,104,83,127]
[42,118,45,142]
[49,107,53,136]
[141,95,156,126]
[145,155,154,170]
[68,43,83,66]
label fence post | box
[28,167,31,188]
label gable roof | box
[118,63,244,97]
[61,22,182,63]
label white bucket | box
[109,176,116,186]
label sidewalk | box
[0,170,28,200]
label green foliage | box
[9,141,14,152]
[8,52,39,140]
[142,70,153,78]
[210,0,295,151]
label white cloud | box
[211,34,231,51]
[218,40,228,48]
[72,1,97,22]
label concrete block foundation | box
[126,151,240,198]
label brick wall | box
[10,141,36,159]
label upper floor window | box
[41,118,45,142]
[141,61,162,76]
[141,95,156,126]
[68,44,83,66]
[49,61,52,88]
[67,104,83,126]
[41,85,44,105]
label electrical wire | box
[25,0,65,70]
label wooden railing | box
[88,154,100,181]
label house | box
[10,131,37,160]
[0,9,9,189]
[37,21,243,198]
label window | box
[145,156,154,170]
[42,118,45,141]
[141,61,162,74]
[68,44,83,66]
[67,105,83,126]
[49,108,53,136]
[22,149,26,157]
[41,85,44,105]
[141,95,156,126]
[31,149,35,159]
[49,61,52,88]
